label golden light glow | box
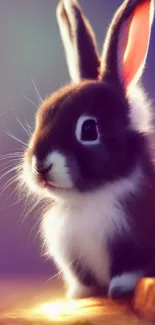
[34,300,79,320]
[32,298,102,321]
[144,279,155,286]
[143,278,155,293]
[1,298,103,322]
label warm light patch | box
[33,298,102,321]
[34,300,78,320]
[143,278,155,290]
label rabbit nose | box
[34,161,52,175]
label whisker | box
[0,163,20,176]
[0,174,19,197]
[31,77,43,104]
[0,182,24,208]
[45,270,63,283]
[21,190,32,213]
[44,257,82,284]
[15,116,30,138]
[24,118,33,136]
[0,158,23,168]
[5,130,27,147]
[20,92,38,108]
[0,165,21,182]
[0,108,15,117]
[0,160,22,172]
[7,194,24,208]
[0,157,22,163]
[21,199,40,224]
[20,192,40,221]
[29,217,41,240]
[0,151,23,159]
[0,152,23,160]
[14,185,28,208]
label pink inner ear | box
[123,0,152,87]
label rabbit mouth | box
[45,181,66,190]
[38,177,73,192]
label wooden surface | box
[0,276,154,325]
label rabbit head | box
[23,0,154,200]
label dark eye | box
[81,119,98,141]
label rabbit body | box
[42,165,143,298]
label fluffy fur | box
[21,0,155,300]
[127,85,152,133]
[41,166,143,297]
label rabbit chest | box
[43,180,132,286]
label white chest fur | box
[42,168,141,287]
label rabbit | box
[21,0,155,300]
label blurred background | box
[0,0,154,277]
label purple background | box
[0,0,154,276]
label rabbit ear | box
[100,0,154,88]
[56,0,100,83]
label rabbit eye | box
[81,119,98,141]
[75,115,100,145]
